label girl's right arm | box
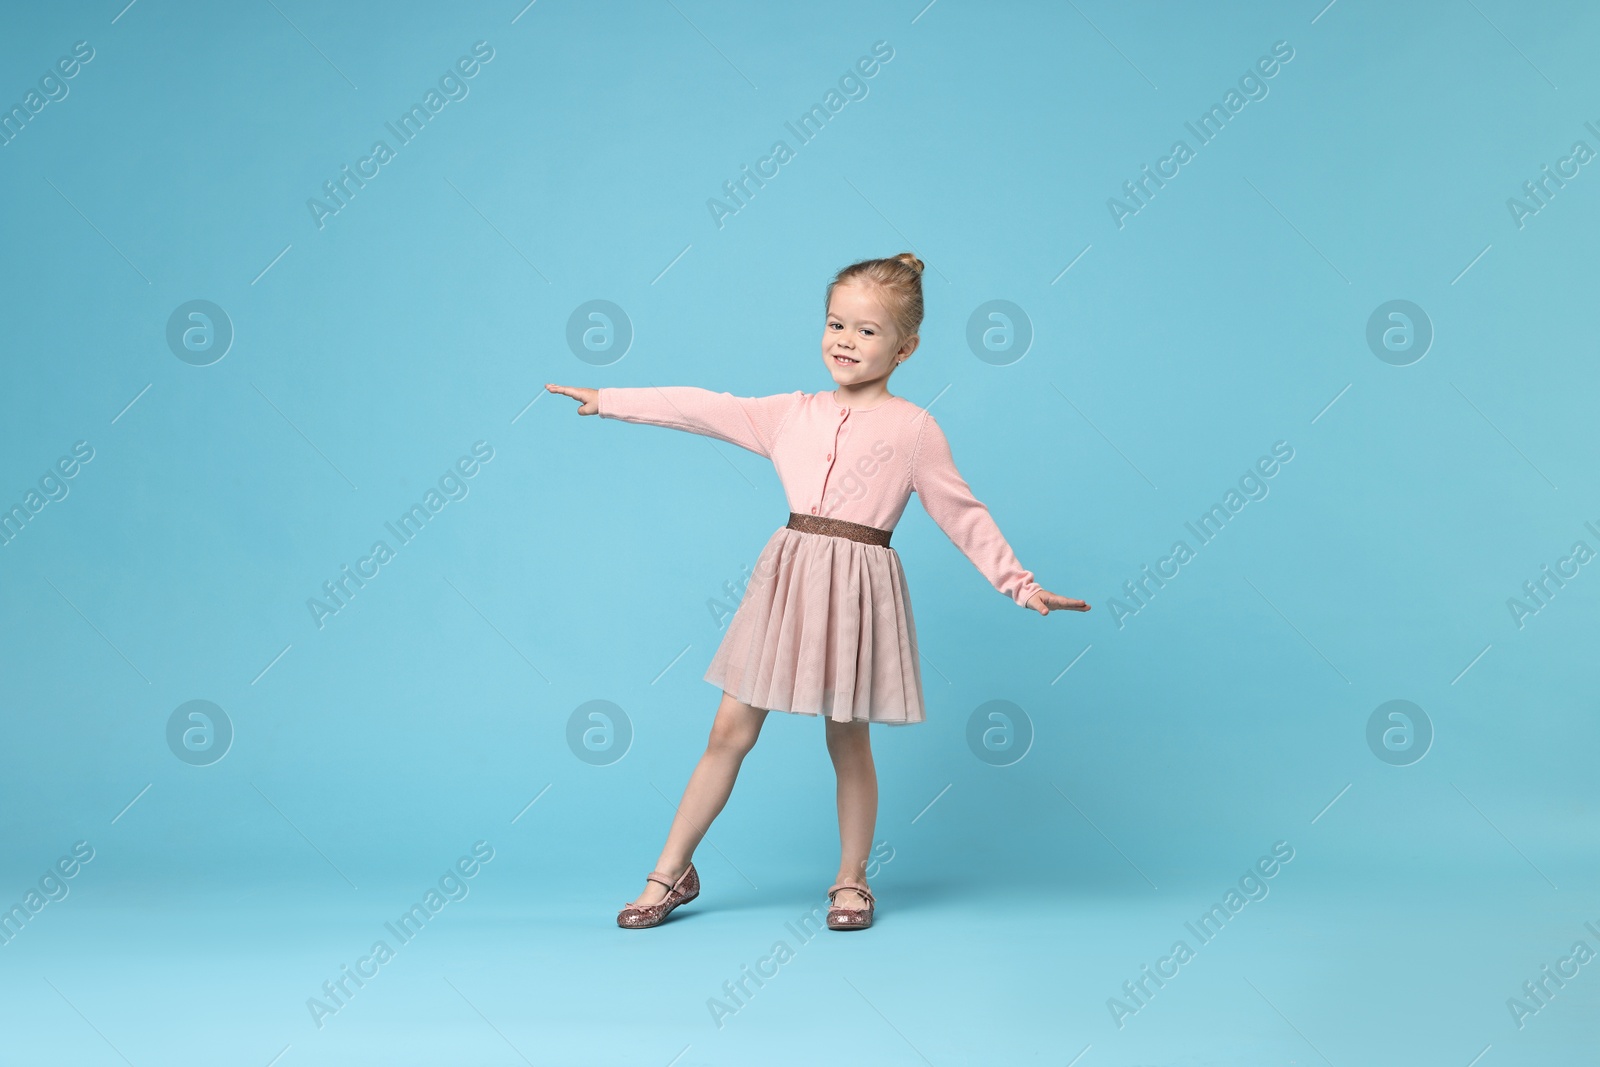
[546,383,803,460]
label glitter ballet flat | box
[825,881,875,930]
[617,862,699,929]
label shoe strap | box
[646,865,687,891]
[827,882,874,905]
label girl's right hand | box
[545,383,598,415]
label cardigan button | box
[810,505,818,514]
[825,453,832,461]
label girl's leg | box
[625,691,769,908]
[824,717,877,909]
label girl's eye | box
[862,329,874,336]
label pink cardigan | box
[596,386,1044,609]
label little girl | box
[546,252,1089,931]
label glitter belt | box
[786,512,893,548]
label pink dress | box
[596,386,1043,725]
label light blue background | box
[2,1,1596,1063]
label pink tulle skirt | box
[706,524,925,724]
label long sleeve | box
[595,386,804,459]
[909,414,1044,609]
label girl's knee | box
[708,719,760,756]
[708,693,765,755]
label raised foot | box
[617,862,699,929]
[624,862,689,909]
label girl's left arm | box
[909,414,1045,610]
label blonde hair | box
[825,252,926,350]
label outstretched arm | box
[547,383,803,460]
[911,413,1088,615]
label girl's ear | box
[898,333,920,359]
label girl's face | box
[822,281,918,387]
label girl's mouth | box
[832,355,859,366]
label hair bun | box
[827,254,927,340]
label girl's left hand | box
[1027,590,1091,615]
